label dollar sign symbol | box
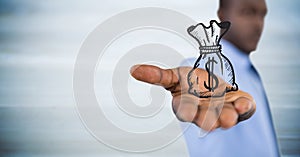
[204,57,219,92]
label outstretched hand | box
[130,64,256,131]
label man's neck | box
[223,38,252,55]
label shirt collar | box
[220,39,252,69]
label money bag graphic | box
[187,20,238,98]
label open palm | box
[131,64,256,131]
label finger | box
[224,90,254,102]
[225,90,256,122]
[130,64,178,89]
[233,97,256,122]
[193,106,220,131]
[233,97,254,115]
[219,103,238,129]
[172,95,198,122]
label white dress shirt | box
[180,40,280,157]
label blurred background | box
[0,0,299,156]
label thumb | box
[130,64,178,89]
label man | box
[179,0,280,156]
[130,0,280,156]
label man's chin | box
[245,42,259,54]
